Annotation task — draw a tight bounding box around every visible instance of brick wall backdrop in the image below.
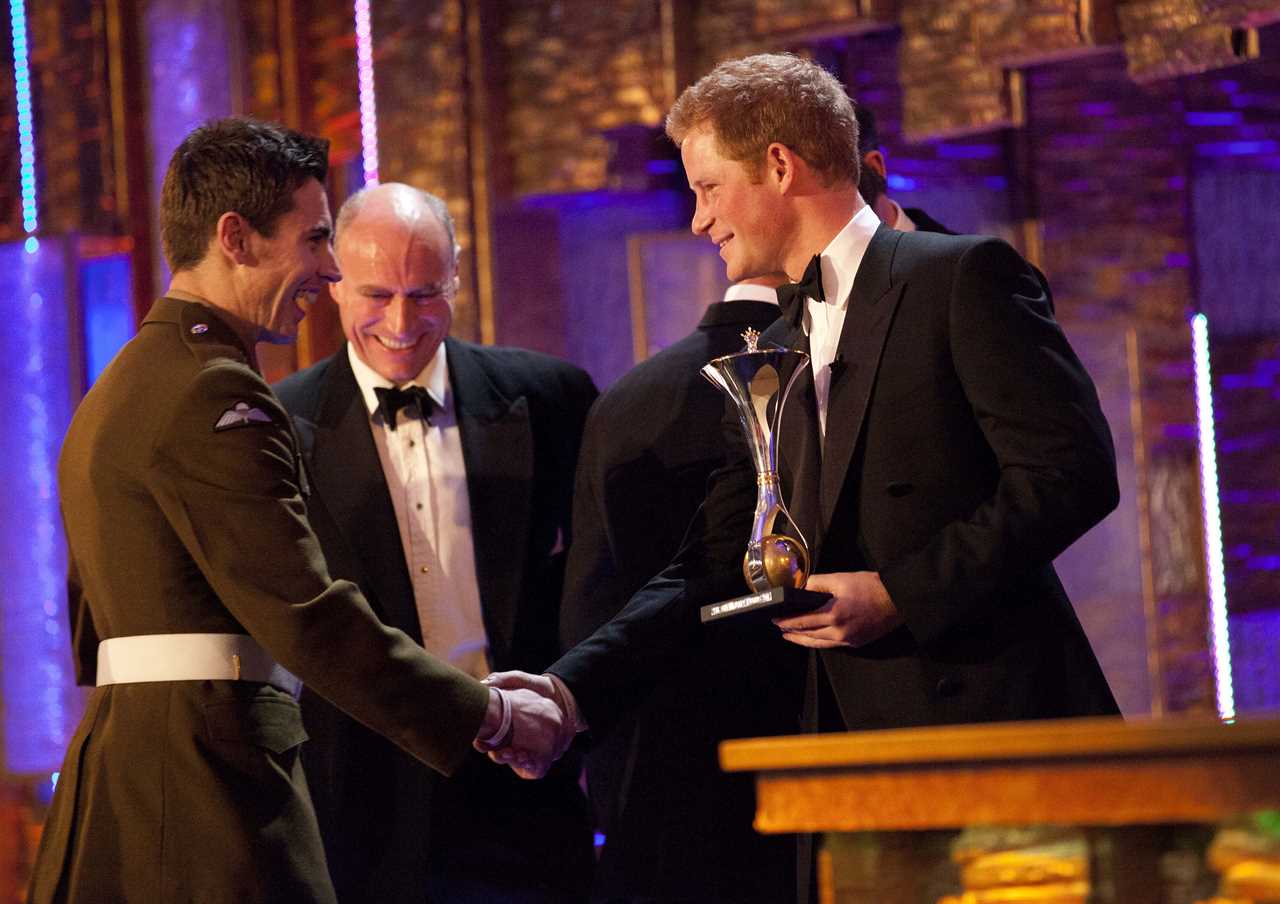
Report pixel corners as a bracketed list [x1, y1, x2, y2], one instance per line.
[239, 0, 362, 373]
[502, 1, 668, 197]
[838, 31, 1017, 237]
[30, 0, 120, 237]
[371, 0, 478, 339]
[1023, 52, 1212, 712]
[1185, 29, 1280, 713]
[1186, 38, 1280, 664]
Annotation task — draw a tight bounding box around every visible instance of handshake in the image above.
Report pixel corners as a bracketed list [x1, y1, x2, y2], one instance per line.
[472, 671, 584, 780]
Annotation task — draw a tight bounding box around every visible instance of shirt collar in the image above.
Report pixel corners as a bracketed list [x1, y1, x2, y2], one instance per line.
[347, 341, 451, 422]
[722, 283, 781, 304]
[816, 203, 881, 310]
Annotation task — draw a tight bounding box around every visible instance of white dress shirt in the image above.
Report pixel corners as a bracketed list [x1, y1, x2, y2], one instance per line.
[801, 203, 881, 437]
[347, 343, 491, 680]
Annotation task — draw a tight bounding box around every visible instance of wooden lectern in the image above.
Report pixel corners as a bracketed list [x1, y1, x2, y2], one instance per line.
[721, 717, 1280, 903]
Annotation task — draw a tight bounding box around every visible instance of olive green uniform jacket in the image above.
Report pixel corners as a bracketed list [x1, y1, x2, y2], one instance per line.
[29, 298, 490, 904]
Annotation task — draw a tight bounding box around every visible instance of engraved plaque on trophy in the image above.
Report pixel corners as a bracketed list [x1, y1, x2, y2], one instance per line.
[698, 328, 830, 623]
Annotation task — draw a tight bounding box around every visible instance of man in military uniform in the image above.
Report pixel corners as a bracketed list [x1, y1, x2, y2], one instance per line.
[29, 117, 564, 904]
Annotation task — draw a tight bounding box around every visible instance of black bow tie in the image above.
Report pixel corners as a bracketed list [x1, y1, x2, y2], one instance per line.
[775, 254, 825, 326]
[374, 385, 436, 431]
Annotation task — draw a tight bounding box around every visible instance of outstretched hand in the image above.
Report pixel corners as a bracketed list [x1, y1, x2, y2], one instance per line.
[773, 571, 902, 648]
[475, 671, 578, 779]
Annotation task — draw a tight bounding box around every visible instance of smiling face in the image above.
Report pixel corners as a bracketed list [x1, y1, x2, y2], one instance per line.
[682, 126, 790, 282]
[244, 178, 341, 343]
[332, 202, 458, 384]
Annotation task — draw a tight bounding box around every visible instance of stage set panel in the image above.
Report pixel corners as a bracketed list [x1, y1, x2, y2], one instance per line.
[723, 717, 1280, 903]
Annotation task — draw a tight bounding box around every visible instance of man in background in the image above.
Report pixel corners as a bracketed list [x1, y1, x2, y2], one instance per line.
[560, 274, 798, 903]
[854, 104, 955, 235]
[275, 182, 596, 903]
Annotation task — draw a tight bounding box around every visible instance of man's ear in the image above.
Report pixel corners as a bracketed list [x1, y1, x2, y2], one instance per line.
[215, 211, 255, 265]
[862, 149, 887, 180]
[766, 142, 798, 194]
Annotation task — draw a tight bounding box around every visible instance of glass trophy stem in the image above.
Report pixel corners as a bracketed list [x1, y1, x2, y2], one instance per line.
[703, 341, 814, 593]
[744, 472, 809, 592]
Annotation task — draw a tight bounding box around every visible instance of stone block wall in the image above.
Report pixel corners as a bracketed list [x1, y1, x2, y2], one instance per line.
[501, 0, 668, 197]
[839, 31, 1016, 237]
[239, 0, 362, 373]
[1025, 52, 1210, 711]
[371, 0, 478, 338]
[1215, 334, 1280, 615]
[28, 0, 121, 237]
[304, 0, 362, 171]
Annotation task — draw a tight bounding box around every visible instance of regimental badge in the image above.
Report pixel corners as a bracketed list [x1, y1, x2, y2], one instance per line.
[213, 401, 273, 431]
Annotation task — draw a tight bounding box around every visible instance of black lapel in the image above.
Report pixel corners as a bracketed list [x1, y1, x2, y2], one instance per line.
[302, 349, 422, 641]
[447, 339, 533, 663]
[819, 225, 907, 533]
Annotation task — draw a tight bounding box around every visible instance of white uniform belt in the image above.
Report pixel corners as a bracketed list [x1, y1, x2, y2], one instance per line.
[96, 633, 302, 697]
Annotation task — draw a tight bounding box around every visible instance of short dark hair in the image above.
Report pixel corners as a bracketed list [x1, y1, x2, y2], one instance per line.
[160, 117, 329, 272]
[854, 104, 880, 152]
[666, 53, 860, 188]
[853, 104, 886, 206]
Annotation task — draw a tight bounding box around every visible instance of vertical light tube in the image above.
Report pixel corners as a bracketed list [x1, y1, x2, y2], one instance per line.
[10, 0, 39, 251]
[1, 239, 79, 775]
[1191, 312, 1234, 721]
[354, 0, 379, 185]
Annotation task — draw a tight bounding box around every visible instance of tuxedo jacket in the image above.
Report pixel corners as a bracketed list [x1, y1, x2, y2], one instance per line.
[561, 300, 799, 902]
[274, 337, 597, 902]
[551, 226, 1119, 741]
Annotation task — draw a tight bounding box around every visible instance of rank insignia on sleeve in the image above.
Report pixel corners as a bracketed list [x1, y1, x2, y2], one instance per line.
[214, 401, 273, 431]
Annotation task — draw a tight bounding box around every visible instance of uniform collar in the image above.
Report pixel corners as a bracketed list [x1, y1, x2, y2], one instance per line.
[144, 296, 255, 366]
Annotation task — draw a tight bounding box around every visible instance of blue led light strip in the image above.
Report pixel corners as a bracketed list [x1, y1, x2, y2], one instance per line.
[353, 0, 379, 185]
[10, 0, 38, 246]
[1191, 313, 1234, 721]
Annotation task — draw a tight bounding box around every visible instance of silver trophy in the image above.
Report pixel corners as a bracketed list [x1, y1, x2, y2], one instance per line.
[701, 328, 813, 597]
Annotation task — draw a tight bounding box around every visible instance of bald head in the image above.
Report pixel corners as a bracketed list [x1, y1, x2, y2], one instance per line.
[331, 183, 460, 383]
[335, 182, 459, 262]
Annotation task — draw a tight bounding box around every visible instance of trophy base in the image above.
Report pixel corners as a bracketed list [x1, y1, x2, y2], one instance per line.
[699, 586, 831, 625]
